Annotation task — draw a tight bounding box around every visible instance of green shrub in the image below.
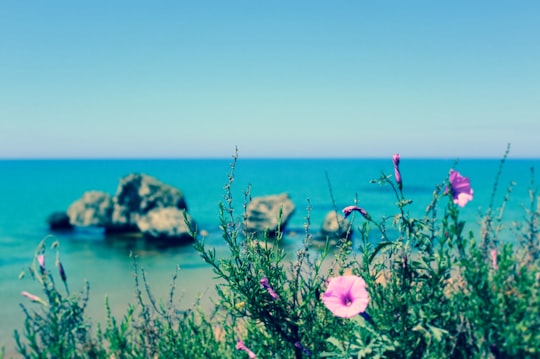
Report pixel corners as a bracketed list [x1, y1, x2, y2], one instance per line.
[13, 147, 540, 358]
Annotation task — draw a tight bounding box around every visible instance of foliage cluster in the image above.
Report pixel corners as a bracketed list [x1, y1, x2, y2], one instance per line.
[6, 148, 540, 358]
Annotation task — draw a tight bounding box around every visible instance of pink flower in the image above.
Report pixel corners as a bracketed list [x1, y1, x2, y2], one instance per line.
[260, 277, 279, 300]
[236, 340, 256, 358]
[342, 206, 370, 220]
[37, 254, 45, 274]
[393, 153, 403, 190]
[322, 275, 369, 318]
[21, 291, 46, 305]
[449, 170, 474, 207]
[491, 249, 498, 270]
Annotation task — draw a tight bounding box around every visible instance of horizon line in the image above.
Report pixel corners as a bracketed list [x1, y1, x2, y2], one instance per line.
[1, 156, 538, 161]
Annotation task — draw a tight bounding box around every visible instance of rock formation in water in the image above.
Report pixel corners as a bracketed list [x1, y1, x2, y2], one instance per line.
[55, 173, 194, 245]
[243, 193, 295, 238]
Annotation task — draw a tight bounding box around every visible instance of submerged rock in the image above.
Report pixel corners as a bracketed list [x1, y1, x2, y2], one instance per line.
[244, 193, 295, 238]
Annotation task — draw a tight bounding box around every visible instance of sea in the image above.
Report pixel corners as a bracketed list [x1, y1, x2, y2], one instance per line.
[1, 157, 539, 355]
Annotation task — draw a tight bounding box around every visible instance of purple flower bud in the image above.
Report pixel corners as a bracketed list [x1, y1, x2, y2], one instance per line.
[260, 277, 279, 300]
[236, 340, 256, 358]
[58, 260, 67, 282]
[342, 206, 370, 220]
[392, 153, 403, 190]
[294, 342, 312, 356]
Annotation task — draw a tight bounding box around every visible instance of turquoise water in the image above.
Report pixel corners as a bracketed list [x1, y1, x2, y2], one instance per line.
[1, 158, 538, 354]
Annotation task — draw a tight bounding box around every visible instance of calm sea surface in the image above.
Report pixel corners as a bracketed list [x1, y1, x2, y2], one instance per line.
[1, 158, 539, 353]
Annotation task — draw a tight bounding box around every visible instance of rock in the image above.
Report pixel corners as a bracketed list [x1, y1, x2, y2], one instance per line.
[317, 210, 352, 241]
[107, 173, 187, 233]
[47, 211, 73, 230]
[61, 173, 195, 244]
[244, 193, 295, 238]
[136, 207, 196, 244]
[67, 191, 113, 227]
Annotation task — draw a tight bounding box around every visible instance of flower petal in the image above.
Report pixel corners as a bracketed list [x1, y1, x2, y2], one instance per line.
[349, 277, 369, 310]
[322, 275, 369, 318]
[449, 170, 473, 207]
[454, 192, 474, 207]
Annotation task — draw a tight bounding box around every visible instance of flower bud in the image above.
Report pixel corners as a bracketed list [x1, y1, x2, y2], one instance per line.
[37, 254, 45, 274]
[393, 153, 403, 190]
[236, 340, 256, 358]
[21, 291, 47, 305]
[57, 260, 67, 282]
[342, 206, 371, 220]
[294, 342, 312, 356]
[260, 277, 279, 300]
[490, 249, 498, 271]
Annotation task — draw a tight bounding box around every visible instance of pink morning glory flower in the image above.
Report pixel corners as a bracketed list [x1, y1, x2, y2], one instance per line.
[342, 206, 370, 220]
[260, 277, 279, 300]
[322, 275, 369, 318]
[236, 340, 256, 358]
[393, 153, 403, 190]
[449, 170, 474, 207]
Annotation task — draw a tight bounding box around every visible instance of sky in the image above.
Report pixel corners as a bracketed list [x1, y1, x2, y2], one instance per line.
[1, 1, 539, 159]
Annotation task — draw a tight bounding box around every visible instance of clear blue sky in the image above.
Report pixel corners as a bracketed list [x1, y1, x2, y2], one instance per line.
[1, 1, 539, 159]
